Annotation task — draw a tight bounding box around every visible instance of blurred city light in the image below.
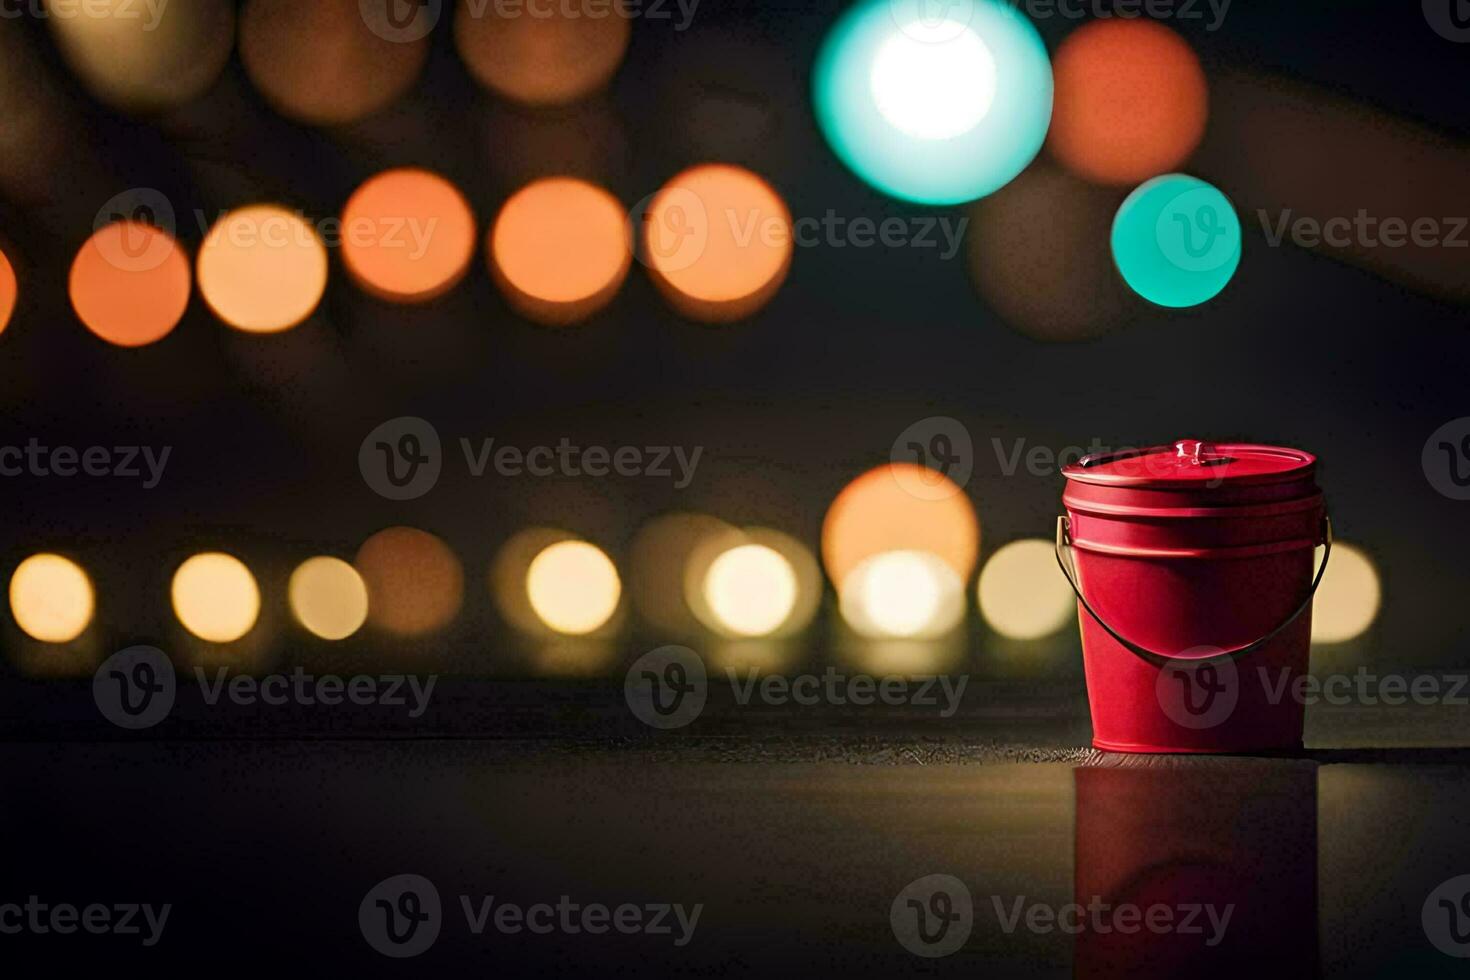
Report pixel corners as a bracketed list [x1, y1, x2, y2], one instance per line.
[643, 163, 792, 322]
[454, 0, 630, 107]
[1312, 542, 1382, 644]
[525, 539, 622, 636]
[978, 539, 1075, 640]
[821, 462, 979, 591]
[839, 550, 965, 639]
[813, 0, 1052, 204]
[0, 248, 16, 335]
[46, 0, 234, 112]
[1048, 19, 1208, 186]
[171, 552, 261, 643]
[341, 169, 477, 304]
[69, 222, 191, 347]
[9, 553, 94, 643]
[700, 543, 799, 639]
[968, 163, 1136, 341]
[356, 527, 465, 637]
[239, 0, 428, 125]
[491, 177, 632, 325]
[288, 556, 370, 641]
[198, 206, 328, 333]
[1112, 174, 1241, 308]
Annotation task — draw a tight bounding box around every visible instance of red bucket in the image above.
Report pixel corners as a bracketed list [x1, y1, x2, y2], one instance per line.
[1058, 440, 1331, 753]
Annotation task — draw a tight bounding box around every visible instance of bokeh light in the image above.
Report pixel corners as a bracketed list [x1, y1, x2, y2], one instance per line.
[288, 556, 369, 641]
[491, 177, 631, 325]
[627, 513, 737, 636]
[1112, 174, 1241, 308]
[0, 248, 16, 336]
[643, 163, 792, 322]
[822, 463, 980, 590]
[171, 553, 261, 643]
[701, 543, 799, 639]
[341, 168, 477, 304]
[198, 205, 328, 333]
[46, 0, 235, 112]
[839, 550, 965, 639]
[454, 0, 630, 107]
[69, 222, 191, 347]
[813, 0, 1053, 204]
[1048, 19, 1208, 186]
[525, 540, 621, 636]
[978, 539, 1075, 640]
[356, 527, 464, 637]
[239, 0, 429, 125]
[1312, 543, 1381, 644]
[968, 163, 1136, 341]
[9, 554, 94, 643]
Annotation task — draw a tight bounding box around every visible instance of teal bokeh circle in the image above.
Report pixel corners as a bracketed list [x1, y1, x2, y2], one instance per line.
[813, 0, 1054, 206]
[1111, 174, 1242, 308]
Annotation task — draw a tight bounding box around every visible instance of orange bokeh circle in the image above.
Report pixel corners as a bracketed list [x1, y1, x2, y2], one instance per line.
[821, 463, 980, 590]
[642, 163, 793, 323]
[69, 222, 191, 347]
[490, 177, 631, 325]
[342, 168, 477, 304]
[0, 249, 16, 336]
[454, 0, 630, 107]
[1048, 19, 1208, 186]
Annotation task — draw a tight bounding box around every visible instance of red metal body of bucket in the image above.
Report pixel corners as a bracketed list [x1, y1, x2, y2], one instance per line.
[1060, 441, 1328, 753]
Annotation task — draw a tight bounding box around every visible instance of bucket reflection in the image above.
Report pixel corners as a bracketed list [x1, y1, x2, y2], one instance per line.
[1073, 761, 1317, 978]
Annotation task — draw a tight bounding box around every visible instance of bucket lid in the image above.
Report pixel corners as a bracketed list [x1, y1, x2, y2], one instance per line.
[1062, 440, 1316, 488]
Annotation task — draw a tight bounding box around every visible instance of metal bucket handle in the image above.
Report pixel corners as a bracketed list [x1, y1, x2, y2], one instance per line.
[1055, 514, 1332, 667]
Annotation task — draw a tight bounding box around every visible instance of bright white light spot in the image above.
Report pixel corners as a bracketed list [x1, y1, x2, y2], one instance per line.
[526, 540, 621, 636]
[840, 550, 965, 639]
[870, 22, 997, 140]
[702, 544, 799, 638]
[979, 539, 1075, 640]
